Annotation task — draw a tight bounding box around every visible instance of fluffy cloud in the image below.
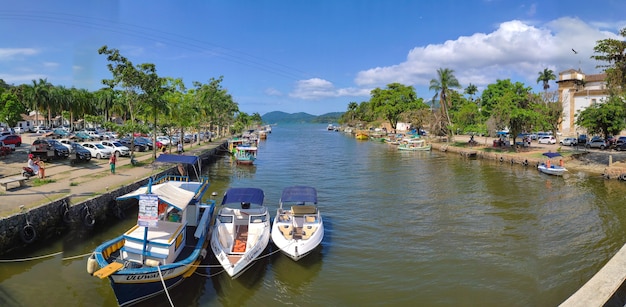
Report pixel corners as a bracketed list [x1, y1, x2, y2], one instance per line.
[355, 18, 619, 90]
[290, 78, 370, 100]
[0, 48, 38, 60]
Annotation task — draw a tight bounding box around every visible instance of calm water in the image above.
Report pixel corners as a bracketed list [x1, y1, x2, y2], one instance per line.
[2, 123, 626, 306]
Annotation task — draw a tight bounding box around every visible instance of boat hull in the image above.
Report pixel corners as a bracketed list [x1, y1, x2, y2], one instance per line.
[271, 220, 324, 261]
[538, 164, 567, 176]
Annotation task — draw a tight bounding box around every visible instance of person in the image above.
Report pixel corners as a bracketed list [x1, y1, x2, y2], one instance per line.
[36, 157, 45, 179]
[177, 142, 183, 154]
[109, 154, 116, 174]
[27, 154, 39, 176]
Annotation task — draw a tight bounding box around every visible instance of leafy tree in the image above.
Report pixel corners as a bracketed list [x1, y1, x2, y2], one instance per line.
[575, 96, 626, 138]
[369, 83, 419, 132]
[464, 83, 478, 101]
[536, 68, 556, 92]
[0, 92, 26, 127]
[591, 27, 626, 94]
[429, 68, 461, 137]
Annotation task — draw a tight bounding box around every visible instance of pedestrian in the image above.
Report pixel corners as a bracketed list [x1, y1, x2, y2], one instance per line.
[109, 154, 116, 174]
[36, 157, 45, 179]
[177, 142, 183, 154]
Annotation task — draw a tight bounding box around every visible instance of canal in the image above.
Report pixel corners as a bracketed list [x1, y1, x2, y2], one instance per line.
[2, 123, 626, 306]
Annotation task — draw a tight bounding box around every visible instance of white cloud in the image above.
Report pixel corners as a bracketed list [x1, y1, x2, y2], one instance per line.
[44, 62, 60, 68]
[0, 48, 38, 60]
[264, 87, 282, 96]
[0, 73, 47, 84]
[355, 18, 620, 92]
[290, 78, 370, 100]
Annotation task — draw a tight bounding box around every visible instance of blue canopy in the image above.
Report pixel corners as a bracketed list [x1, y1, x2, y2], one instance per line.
[221, 187, 265, 205]
[281, 186, 317, 204]
[542, 152, 562, 158]
[155, 154, 199, 165]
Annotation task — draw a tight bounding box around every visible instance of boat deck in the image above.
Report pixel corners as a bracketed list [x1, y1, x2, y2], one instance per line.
[228, 225, 248, 264]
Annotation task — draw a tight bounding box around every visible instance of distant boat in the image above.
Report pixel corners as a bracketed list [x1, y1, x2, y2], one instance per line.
[210, 187, 271, 278]
[397, 139, 431, 151]
[234, 146, 257, 165]
[271, 186, 324, 261]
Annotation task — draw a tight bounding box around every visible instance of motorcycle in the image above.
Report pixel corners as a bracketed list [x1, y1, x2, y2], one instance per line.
[22, 166, 36, 179]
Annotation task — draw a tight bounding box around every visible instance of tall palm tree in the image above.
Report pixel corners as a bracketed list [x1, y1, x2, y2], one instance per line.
[28, 78, 50, 127]
[464, 83, 478, 101]
[429, 68, 461, 136]
[537, 68, 556, 92]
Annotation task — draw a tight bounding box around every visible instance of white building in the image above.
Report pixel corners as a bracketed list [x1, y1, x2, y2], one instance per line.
[557, 69, 609, 136]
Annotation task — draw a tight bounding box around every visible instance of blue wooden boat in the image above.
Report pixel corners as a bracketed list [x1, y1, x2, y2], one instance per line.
[87, 154, 215, 306]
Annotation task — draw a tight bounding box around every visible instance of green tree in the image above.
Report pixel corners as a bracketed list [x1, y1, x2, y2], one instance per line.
[464, 83, 478, 101]
[0, 92, 26, 127]
[369, 83, 418, 132]
[575, 96, 626, 138]
[429, 68, 461, 137]
[591, 27, 626, 94]
[536, 68, 556, 92]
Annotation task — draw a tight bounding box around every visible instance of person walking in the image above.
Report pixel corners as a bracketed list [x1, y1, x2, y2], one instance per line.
[109, 154, 117, 174]
[177, 142, 183, 154]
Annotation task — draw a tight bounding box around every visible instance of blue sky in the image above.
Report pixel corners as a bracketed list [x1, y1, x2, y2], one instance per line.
[1, 1, 625, 116]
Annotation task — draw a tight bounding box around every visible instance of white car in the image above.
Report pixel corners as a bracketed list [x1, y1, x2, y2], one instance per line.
[58, 138, 74, 150]
[156, 136, 171, 146]
[81, 142, 112, 159]
[538, 136, 557, 144]
[100, 140, 130, 157]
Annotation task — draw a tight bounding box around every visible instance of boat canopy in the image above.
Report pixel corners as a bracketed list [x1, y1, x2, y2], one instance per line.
[542, 152, 562, 158]
[117, 181, 200, 211]
[155, 154, 199, 165]
[221, 187, 265, 205]
[281, 186, 317, 204]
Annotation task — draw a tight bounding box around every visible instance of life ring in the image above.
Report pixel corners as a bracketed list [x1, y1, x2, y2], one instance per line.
[20, 224, 37, 244]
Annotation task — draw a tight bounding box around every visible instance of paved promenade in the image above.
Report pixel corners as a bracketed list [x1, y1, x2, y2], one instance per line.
[0, 137, 224, 217]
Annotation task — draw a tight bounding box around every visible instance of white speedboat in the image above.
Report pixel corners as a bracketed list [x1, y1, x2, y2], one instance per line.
[210, 187, 270, 278]
[271, 186, 324, 261]
[87, 154, 215, 306]
[538, 152, 567, 176]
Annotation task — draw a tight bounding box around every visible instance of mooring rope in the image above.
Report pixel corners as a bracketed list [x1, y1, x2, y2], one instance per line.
[157, 266, 175, 307]
[0, 251, 63, 262]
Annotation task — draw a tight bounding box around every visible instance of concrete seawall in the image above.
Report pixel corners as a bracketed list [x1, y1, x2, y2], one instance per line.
[0, 141, 228, 256]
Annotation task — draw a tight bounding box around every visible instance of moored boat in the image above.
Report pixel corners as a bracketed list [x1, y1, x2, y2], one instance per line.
[87, 154, 215, 306]
[234, 146, 257, 165]
[210, 187, 271, 278]
[271, 186, 324, 261]
[538, 152, 567, 176]
[397, 139, 431, 151]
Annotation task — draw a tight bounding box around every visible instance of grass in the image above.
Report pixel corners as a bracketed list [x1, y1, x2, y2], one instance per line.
[30, 178, 56, 186]
[70, 181, 79, 186]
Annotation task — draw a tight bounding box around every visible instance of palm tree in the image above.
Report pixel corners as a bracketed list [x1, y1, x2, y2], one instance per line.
[28, 78, 50, 127]
[429, 68, 461, 137]
[464, 83, 478, 101]
[537, 68, 556, 92]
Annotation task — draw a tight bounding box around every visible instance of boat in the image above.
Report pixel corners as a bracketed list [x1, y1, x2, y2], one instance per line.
[355, 131, 369, 140]
[271, 186, 324, 261]
[327, 124, 334, 131]
[397, 139, 432, 151]
[210, 187, 271, 278]
[87, 154, 215, 306]
[538, 152, 567, 176]
[234, 145, 257, 165]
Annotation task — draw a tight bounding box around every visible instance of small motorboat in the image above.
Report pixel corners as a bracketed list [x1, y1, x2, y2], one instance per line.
[210, 187, 271, 278]
[538, 152, 567, 176]
[271, 186, 324, 261]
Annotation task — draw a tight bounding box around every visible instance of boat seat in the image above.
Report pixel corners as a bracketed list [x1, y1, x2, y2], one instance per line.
[301, 225, 317, 240]
[279, 224, 293, 239]
[305, 216, 317, 223]
[291, 205, 316, 215]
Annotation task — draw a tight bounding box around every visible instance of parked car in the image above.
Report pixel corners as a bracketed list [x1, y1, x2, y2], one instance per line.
[615, 136, 626, 148]
[13, 127, 24, 134]
[119, 137, 148, 152]
[81, 142, 112, 159]
[68, 142, 92, 163]
[156, 136, 171, 147]
[100, 140, 130, 157]
[0, 134, 22, 147]
[135, 136, 155, 150]
[586, 136, 607, 150]
[52, 128, 70, 139]
[30, 138, 70, 161]
[577, 134, 588, 145]
[559, 137, 577, 146]
[538, 135, 556, 144]
[34, 125, 47, 133]
[72, 131, 93, 141]
[0, 141, 12, 156]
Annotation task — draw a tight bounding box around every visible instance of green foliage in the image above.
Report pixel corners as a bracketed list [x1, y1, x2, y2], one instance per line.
[536, 68, 556, 91]
[591, 27, 626, 93]
[370, 83, 419, 130]
[575, 96, 626, 138]
[0, 92, 26, 126]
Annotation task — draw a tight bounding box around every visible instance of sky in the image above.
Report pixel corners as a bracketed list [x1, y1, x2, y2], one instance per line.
[1, 1, 625, 116]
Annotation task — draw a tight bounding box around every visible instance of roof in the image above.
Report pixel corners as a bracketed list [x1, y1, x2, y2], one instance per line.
[116, 181, 203, 210]
[155, 154, 199, 165]
[221, 187, 265, 205]
[543, 152, 562, 158]
[281, 186, 317, 204]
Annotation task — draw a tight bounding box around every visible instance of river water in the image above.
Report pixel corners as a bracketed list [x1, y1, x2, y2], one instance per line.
[2, 123, 626, 306]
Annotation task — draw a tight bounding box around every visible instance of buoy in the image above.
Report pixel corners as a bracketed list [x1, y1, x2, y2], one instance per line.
[20, 224, 36, 244]
[87, 254, 98, 275]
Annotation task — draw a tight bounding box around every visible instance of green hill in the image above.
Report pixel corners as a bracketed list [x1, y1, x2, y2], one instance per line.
[262, 111, 343, 123]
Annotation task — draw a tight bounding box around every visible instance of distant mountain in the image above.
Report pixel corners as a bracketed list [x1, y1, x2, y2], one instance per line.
[262, 111, 343, 123]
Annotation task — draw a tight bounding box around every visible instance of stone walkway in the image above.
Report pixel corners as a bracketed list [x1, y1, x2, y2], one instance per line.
[0, 139, 225, 217]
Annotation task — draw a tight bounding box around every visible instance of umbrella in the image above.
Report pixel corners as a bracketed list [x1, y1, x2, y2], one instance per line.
[542, 152, 562, 158]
